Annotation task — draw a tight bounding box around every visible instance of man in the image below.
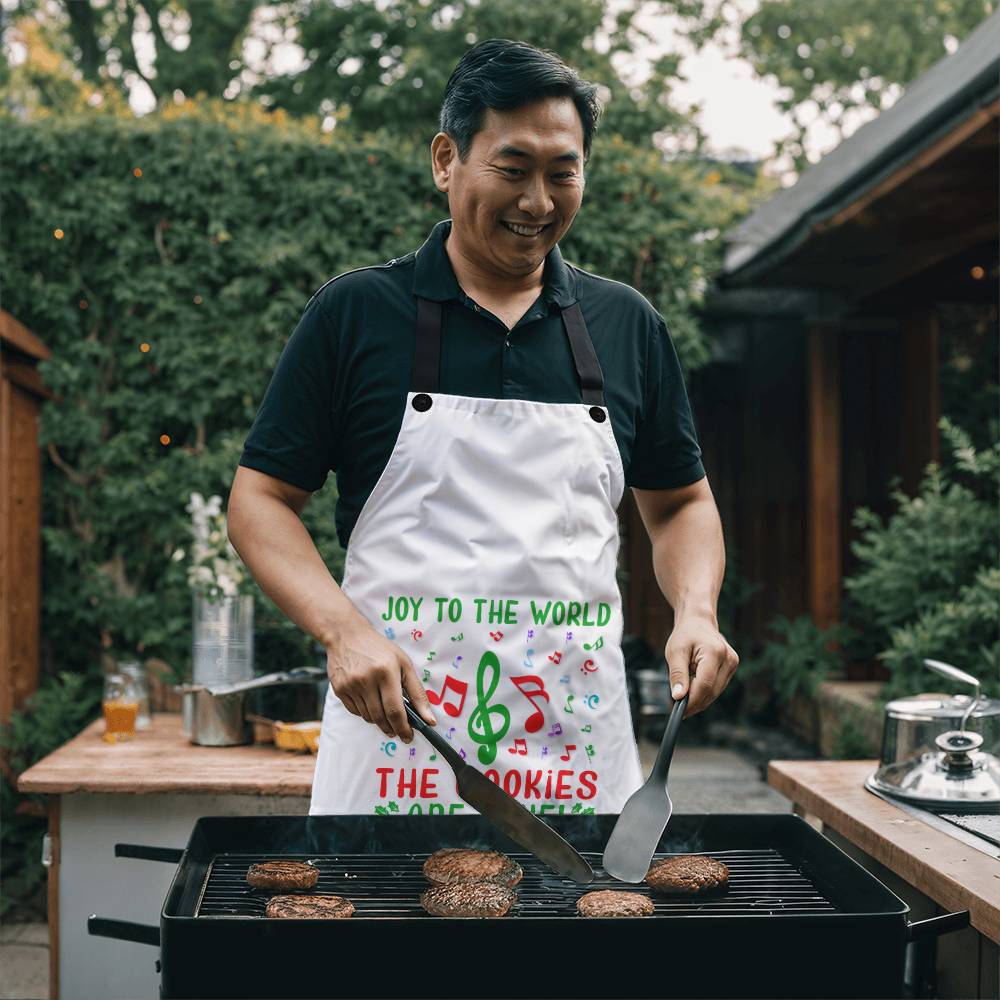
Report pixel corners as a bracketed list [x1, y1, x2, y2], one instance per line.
[228, 39, 738, 816]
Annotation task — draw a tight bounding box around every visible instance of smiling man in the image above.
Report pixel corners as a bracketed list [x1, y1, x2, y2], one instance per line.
[229, 39, 738, 817]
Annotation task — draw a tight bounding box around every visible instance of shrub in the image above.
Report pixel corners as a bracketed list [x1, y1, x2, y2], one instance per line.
[740, 615, 855, 708]
[847, 419, 999, 698]
[2, 99, 742, 690]
[1, 673, 101, 917]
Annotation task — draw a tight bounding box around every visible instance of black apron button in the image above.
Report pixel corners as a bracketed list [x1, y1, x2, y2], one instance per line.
[589, 406, 606, 423]
[412, 393, 433, 412]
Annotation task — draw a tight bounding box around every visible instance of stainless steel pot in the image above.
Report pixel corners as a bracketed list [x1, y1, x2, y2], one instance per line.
[866, 659, 1000, 810]
[177, 667, 326, 747]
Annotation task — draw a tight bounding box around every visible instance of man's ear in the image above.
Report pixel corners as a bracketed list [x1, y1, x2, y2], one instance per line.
[430, 132, 455, 192]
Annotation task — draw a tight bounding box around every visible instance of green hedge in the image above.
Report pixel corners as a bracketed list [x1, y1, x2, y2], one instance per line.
[2, 98, 739, 685]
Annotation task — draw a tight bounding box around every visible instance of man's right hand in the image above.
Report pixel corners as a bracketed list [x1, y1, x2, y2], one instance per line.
[325, 621, 437, 742]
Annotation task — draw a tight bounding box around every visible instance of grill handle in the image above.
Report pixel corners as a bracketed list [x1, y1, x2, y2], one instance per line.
[907, 910, 970, 942]
[115, 843, 184, 863]
[88, 915, 160, 947]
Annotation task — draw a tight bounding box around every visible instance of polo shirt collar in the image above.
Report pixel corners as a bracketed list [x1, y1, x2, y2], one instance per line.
[413, 218, 578, 309]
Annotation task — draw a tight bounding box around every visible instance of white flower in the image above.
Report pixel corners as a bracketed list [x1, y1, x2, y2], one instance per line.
[171, 548, 185, 562]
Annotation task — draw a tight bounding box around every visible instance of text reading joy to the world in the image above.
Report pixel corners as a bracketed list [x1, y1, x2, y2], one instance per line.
[381, 596, 612, 627]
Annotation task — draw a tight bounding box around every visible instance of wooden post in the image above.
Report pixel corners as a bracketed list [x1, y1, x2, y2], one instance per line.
[0, 310, 52, 723]
[899, 308, 940, 496]
[807, 325, 841, 628]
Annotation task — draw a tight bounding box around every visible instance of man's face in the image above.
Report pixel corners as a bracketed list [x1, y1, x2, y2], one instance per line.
[431, 97, 586, 280]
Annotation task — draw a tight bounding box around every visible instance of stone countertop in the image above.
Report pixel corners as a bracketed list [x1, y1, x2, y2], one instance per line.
[17, 713, 316, 796]
[769, 758, 1000, 944]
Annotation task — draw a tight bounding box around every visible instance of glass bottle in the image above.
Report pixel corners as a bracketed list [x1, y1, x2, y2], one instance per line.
[118, 660, 151, 730]
[102, 673, 139, 743]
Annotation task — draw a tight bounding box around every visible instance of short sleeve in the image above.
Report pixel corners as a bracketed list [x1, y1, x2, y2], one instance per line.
[627, 315, 705, 489]
[238, 296, 340, 492]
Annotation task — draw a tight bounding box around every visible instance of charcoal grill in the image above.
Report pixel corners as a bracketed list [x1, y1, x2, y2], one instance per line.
[89, 813, 968, 999]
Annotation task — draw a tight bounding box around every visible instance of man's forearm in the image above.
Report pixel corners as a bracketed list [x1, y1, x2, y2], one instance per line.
[227, 494, 366, 648]
[647, 496, 725, 624]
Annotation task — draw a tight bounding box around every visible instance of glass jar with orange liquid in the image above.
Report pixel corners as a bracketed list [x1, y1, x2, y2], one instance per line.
[102, 673, 139, 743]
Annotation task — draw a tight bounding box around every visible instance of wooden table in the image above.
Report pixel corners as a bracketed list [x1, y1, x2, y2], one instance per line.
[18, 713, 316, 1000]
[18, 712, 317, 795]
[769, 759, 1000, 999]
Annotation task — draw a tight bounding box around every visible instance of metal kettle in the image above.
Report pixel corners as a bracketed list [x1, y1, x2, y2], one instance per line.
[866, 659, 1000, 810]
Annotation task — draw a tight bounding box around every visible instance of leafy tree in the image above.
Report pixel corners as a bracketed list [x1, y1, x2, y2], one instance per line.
[1, 95, 744, 680]
[2, 0, 267, 106]
[2, 0, 702, 152]
[255, 0, 698, 152]
[673, 0, 996, 172]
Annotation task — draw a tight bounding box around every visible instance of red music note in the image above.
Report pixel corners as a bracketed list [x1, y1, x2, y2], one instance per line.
[509, 675, 550, 733]
[560, 744, 577, 762]
[507, 737, 528, 756]
[489, 631, 504, 642]
[425, 674, 468, 718]
[548, 651, 562, 665]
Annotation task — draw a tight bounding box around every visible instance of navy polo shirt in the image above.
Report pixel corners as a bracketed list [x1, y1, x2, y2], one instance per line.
[239, 219, 705, 549]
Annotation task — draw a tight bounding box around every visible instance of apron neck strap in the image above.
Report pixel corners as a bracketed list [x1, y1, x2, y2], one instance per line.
[411, 297, 607, 407]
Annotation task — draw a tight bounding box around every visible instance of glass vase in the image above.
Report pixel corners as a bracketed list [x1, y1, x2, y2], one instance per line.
[191, 593, 254, 687]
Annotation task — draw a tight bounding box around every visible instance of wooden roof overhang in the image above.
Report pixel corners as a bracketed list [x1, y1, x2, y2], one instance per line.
[716, 10, 1000, 309]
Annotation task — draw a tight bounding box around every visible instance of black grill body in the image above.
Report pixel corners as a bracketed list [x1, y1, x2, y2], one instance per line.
[142, 813, 911, 999]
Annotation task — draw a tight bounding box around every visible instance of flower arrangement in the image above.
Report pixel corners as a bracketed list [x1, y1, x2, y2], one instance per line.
[172, 492, 251, 602]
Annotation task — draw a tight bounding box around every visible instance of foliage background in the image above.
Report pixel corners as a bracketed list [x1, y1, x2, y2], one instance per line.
[1, 0, 997, 917]
[2, 98, 747, 690]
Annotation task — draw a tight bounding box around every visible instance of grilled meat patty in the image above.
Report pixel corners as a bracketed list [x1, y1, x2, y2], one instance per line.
[422, 848, 523, 888]
[576, 890, 655, 917]
[645, 855, 729, 894]
[420, 881, 517, 918]
[265, 894, 354, 919]
[246, 860, 319, 891]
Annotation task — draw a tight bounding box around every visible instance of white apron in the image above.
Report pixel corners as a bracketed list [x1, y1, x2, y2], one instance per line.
[310, 293, 644, 815]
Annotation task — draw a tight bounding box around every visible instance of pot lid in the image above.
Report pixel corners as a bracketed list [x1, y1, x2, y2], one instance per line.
[885, 692, 1000, 721]
[869, 741, 1000, 809]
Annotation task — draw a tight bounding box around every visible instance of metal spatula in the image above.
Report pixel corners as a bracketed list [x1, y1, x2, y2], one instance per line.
[602, 692, 688, 882]
[403, 700, 594, 884]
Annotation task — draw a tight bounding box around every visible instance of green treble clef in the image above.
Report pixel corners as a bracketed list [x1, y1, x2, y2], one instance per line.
[467, 651, 510, 766]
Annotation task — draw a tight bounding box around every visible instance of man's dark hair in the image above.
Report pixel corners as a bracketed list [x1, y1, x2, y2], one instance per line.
[439, 39, 602, 163]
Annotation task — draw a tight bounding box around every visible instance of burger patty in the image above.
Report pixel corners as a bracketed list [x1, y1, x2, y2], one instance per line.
[420, 882, 517, 918]
[576, 890, 655, 917]
[246, 860, 319, 891]
[645, 854, 729, 894]
[422, 848, 523, 888]
[265, 895, 354, 919]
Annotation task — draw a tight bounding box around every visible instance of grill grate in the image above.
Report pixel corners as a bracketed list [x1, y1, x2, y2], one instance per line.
[195, 848, 839, 919]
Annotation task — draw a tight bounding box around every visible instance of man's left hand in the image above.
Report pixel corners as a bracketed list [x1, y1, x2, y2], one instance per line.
[664, 615, 739, 719]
